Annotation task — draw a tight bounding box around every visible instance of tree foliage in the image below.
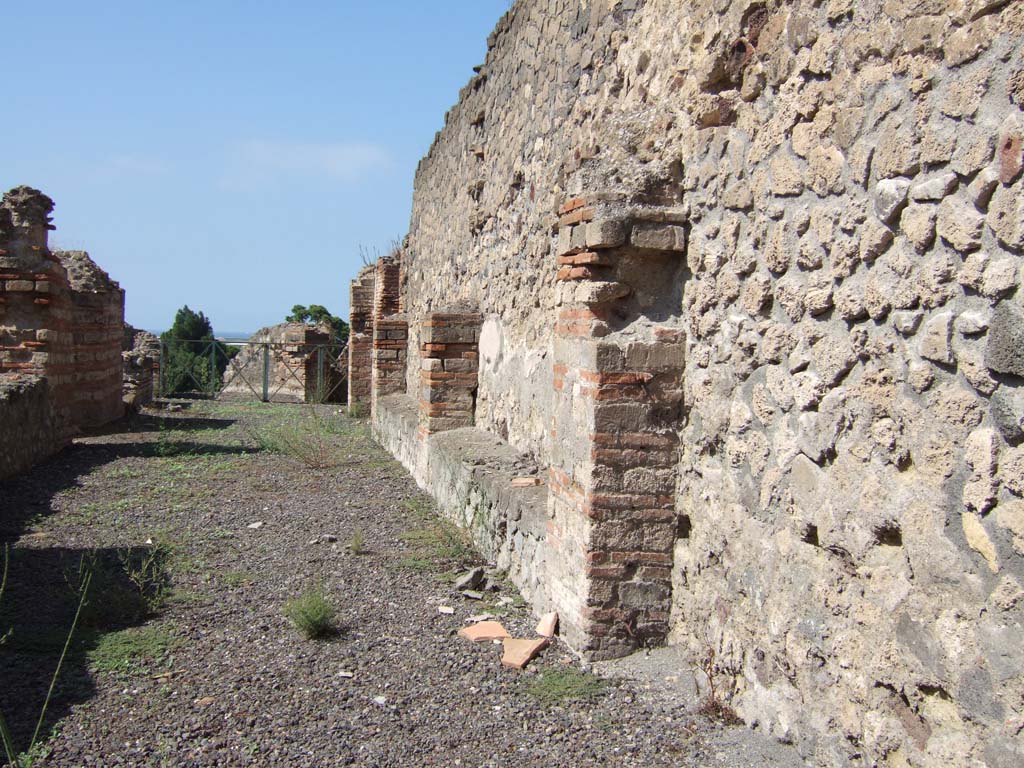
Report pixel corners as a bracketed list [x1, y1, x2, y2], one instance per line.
[286, 304, 349, 343]
[159, 305, 232, 395]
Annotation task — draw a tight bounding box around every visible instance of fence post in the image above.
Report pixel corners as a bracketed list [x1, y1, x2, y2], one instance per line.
[208, 342, 217, 396]
[317, 345, 325, 403]
[159, 340, 166, 397]
[262, 344, 270, 402]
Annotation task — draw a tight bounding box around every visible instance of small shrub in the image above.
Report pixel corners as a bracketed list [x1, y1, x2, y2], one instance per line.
[71, 541, 173, 628]
[696, 696, 743, 725]
[348, 530, 365, 555]
[283, 586, 337, 639]
[526, 669, 608, 705]
[244, 407, 343, 469]
[694, 639, 742, 725]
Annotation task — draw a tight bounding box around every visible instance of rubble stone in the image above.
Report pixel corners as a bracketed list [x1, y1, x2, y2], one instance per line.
[346, 4, 1024, 766]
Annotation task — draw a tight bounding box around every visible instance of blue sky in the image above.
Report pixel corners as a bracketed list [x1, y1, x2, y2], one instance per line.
[4, 1, 509, 334]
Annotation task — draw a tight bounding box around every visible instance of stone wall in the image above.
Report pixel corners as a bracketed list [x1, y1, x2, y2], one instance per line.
[219, 323, 344, 403]
[0, 187, 76, 432]
[0, 375, 60, 480]
[0, 186, 126, 476]
[57, 250, 125, 427]
[348, 265, 376, 410]
[352, 1, 1024, 765]
[123, 325, 159, 410]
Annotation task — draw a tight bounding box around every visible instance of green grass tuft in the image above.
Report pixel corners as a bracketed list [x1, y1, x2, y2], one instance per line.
[348, 529, 365, 555]
[88, 625, 180, 675]
[526, 669, 609, 705]
[397, 498, 478, 573]
[283, 586, 338, 639]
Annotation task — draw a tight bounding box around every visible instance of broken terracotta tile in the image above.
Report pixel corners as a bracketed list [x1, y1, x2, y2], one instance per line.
[511, 476, 543, 487]
[458, 620, 510, 642]
[535, 611, 559, 638]
[501, 637, 550, 670]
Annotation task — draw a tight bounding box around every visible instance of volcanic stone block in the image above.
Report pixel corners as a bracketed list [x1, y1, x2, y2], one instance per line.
[986, 303, 1024, 377]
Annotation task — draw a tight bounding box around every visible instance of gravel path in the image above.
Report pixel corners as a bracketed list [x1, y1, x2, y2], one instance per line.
[0, 402, 804, 767]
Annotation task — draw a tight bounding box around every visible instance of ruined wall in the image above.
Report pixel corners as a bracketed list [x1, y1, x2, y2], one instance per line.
[0, 187, 126, 476]
[123, 325, 159, 409]
[57, 250, 125, 427]
[219, 323, 343, 403]
[348, 265, 376, 410]
[0, 375, 60, 480]
[0, 187, 76, 431]
[365, 1, 1024, 765]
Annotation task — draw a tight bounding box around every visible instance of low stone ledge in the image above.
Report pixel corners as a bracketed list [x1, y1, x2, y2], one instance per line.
[427, 428, 548, 606]
[372, 392, 552, 619]
[374, 393, 420, 476]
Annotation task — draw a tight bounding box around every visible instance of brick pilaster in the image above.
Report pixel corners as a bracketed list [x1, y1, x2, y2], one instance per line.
[547, 193, 687, 659]
[372, 316, 408, 407]
[418, 312, 481, 437]
[347, 265, 376, 409]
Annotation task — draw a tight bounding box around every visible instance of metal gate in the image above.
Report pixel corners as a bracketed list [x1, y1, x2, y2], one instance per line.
[157, 338, 348, 403]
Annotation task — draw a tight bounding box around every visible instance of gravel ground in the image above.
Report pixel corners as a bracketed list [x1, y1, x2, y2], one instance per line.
[0, 402, 805, 767]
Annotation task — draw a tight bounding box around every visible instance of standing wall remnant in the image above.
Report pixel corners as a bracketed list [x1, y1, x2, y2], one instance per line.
[347, 265, 376, 410]
[418, 311, 481, 437]
[0, 187, 75, 431]
[370, 256, 406, 414]
[350, 1, 1024, 765]
[122, 325, 159, 410]
[219, 323, 343, 403]
[56, 250, 126, 428]
[0, 186, 126, 479]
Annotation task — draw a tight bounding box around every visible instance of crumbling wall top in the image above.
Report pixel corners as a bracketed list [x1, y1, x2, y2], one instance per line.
[56, 250, 122, 294]
[1, 186, 55, 230]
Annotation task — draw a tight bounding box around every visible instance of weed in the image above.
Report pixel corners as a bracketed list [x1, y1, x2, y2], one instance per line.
[222, 570, 254, 588]
[398, 498, 479, 573]
[88, 625, 180, 674]
[105, 466, 141, 481]
[1, 544, 92, 767]
[153, 423, 196, 458]
[347, 402, 367, 418]
[693, 636, 742, 725]
[68, 540, 174, 628]
[244, 406, 348, 469]
[526, 669, 609, 705]
[120, 539, 174, 613]
[283, 586, 338, 640]
[348, 530, 365, 555]
[64, 502, 102, 525]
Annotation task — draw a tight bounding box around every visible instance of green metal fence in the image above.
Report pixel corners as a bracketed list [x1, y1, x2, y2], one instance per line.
[157, 338, 348, 403]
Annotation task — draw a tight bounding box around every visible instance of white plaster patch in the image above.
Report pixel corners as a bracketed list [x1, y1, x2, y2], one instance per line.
[480, 316, 503, 373]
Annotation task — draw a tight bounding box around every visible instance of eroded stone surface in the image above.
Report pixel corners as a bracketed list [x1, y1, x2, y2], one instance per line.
[349, 3, 1024, 766]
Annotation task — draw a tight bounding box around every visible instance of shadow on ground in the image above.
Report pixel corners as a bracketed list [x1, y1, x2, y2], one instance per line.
[0, 411, 248, 543]
[0, 544, 168, 754]
[0, 408, 239, 755]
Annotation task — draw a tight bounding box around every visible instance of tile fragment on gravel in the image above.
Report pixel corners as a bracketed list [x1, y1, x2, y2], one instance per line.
[458, 621, 510, 642]
[501, 637, 550, 669]
[536, 611, 558, 637]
